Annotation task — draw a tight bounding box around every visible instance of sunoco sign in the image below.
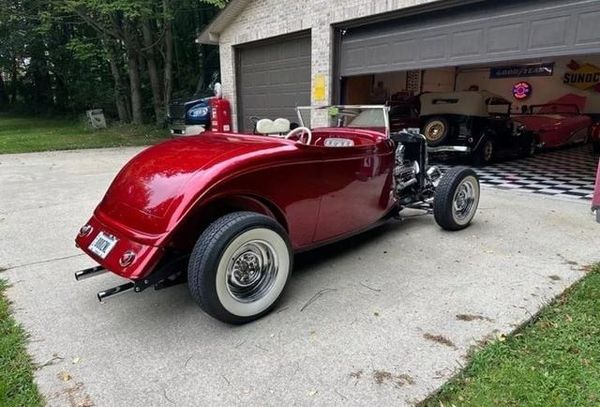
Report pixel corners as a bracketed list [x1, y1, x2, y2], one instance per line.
[563, 60, 600, 92]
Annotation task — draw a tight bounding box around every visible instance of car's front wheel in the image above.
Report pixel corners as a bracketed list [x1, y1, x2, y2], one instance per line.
[433, 167, 480, 231]
[188, 212, 292, 324]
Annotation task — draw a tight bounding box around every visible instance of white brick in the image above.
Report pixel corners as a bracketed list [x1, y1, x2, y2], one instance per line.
[218, 0, 444, 129]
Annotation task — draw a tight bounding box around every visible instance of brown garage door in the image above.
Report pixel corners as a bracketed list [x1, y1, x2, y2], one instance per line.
[236, 33, 311, 132]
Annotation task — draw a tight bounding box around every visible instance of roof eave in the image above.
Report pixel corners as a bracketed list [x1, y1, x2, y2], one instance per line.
[197, 0, 250, 45]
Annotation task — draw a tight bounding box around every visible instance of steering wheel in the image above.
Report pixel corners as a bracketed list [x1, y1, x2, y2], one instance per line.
[285, 126, 312, 145]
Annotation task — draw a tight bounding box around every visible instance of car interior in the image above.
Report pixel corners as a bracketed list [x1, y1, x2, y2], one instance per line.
[252, 116, 383, 147]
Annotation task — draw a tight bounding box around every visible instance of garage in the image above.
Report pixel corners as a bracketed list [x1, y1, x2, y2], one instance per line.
[198, 0, 599, 200]
[335, 0, 600, 199]
[236, 32, 311, 131]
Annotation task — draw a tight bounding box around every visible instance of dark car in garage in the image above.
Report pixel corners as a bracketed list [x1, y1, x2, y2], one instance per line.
[420, 91, 536, 165]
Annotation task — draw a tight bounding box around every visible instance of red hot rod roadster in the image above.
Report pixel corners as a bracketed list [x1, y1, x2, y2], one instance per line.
[75, 105, 480, 323]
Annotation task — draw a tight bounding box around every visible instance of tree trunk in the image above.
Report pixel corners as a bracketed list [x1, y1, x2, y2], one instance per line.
[10, 59, 18, 104]
[194, 44, 205, 95]
[163, 0, 174, 113]
[105, 38, 130, 122]
[123, 18, 143, 124]
[0, 72, 8, 106]
[127, 46, 143, 124]
[142, 19, 163, 125]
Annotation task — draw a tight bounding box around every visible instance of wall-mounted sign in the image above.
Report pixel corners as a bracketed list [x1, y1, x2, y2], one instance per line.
[512, 81, 532, 100]
[563, 60, 600, 92]
[313, 74, 327, 102]
[490, 63, 554, 79]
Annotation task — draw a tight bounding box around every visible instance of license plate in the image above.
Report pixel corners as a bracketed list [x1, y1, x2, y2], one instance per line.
[88, 232, 118, 259]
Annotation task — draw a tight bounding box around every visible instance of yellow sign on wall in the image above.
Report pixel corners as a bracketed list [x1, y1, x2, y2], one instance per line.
[313, 74, 327, 102]
[563, 60, 600, 92]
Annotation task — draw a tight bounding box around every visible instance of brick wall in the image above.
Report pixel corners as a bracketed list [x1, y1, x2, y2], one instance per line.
[218, 0, 443, 130]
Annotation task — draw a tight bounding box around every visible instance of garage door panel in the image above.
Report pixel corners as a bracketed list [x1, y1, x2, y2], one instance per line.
[487, 23, 523, 53]
[340, 0, 600, 76]
[237, 34, 310, 131]
[577, 11, 600, 44]
[452, 29, 484, 57]
[421, 35, 447, 61]
[529, 16, 570, 49]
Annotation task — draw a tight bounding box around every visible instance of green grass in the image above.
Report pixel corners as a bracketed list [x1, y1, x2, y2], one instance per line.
[422, 264, 600, 407]
[0, 113, 169, 154]
[0, 279, 43, 407]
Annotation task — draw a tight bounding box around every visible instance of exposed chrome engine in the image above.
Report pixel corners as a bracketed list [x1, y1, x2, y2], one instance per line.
[392, 131, 443, 205]
[393, 144, 419, 194]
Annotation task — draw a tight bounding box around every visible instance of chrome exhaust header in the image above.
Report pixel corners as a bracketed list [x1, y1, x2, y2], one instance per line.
[97, 282, 135, 302]
[74, 266, 107, 281]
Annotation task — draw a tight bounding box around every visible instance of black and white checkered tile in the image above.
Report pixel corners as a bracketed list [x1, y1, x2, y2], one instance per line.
[437, 144, 598, 201]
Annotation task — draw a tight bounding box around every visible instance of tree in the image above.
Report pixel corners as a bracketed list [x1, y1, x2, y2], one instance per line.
[0, 0, 224, 124]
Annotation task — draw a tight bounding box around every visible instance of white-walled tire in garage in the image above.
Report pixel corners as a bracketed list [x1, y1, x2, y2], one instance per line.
[422, 116, 451, 146]
[188, 212, 292, 324]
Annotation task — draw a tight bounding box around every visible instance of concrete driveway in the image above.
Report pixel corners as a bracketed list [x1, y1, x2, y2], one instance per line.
[0, 148, 598, 406]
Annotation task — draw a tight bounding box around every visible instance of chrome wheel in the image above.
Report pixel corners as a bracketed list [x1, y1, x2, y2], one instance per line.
[214, 226, 290, 318]
[226, 240, 278, 303]
[424, 120, 446, 143]
[452, 176, 479, 225]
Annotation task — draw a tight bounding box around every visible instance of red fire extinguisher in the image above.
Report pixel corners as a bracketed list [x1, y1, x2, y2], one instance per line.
[208, 83, 231, 132]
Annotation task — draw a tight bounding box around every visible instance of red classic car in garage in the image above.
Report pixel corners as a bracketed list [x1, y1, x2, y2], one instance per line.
[513, 103, 592, 149]
[74, 105, 481, 323]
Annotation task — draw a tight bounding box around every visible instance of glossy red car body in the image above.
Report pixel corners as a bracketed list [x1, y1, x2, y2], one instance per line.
[513, 104, 592, 148]
[75, 128, 395, 280]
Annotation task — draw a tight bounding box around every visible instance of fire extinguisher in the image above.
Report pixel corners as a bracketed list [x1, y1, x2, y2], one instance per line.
[208, 83, 232, 132]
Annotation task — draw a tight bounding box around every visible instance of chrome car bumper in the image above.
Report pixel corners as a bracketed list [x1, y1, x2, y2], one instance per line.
[428, 145, 470, 153]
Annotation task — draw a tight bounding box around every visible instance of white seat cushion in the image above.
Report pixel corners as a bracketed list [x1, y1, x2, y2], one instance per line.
[256, 119, 275, 134]
[272, 118, 291, 133]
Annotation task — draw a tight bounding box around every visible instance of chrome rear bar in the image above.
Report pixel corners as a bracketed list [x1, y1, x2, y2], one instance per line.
[74, 266, 107, 281]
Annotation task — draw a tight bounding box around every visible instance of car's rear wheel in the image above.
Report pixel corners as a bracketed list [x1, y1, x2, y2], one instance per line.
[473, 137, 494, 166]
[520, 135, 536, 158]
[188, 212, 292, 324]
[434, 167, 480, 231]
[422, 117, 450, 146]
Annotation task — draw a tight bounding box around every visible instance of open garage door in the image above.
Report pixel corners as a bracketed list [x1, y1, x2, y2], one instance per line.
[236, 33, 311, 131]
[339, 0, 600, 76]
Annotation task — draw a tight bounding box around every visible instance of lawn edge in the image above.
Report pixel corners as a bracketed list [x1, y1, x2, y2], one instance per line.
[0, 279, 44, 406]
[416, 263, 597, 407]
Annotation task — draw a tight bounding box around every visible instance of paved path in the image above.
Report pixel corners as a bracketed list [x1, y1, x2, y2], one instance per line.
[0, 148, 598, 406]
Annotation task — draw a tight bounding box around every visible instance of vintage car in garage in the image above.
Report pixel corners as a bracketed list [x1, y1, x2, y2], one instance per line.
[512, 103, 592, 149]
[388, 95, 421, 133]
[74, 105, 481, 324]
[420, 91, 536, 165]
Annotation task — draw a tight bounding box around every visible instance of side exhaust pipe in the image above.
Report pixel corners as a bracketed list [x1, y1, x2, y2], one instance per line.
[97, 282, 135, 302]
[74, 266, 107, 281]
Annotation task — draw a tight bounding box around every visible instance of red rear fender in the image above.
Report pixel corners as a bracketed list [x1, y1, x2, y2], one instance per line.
[166, 194, 289, 251]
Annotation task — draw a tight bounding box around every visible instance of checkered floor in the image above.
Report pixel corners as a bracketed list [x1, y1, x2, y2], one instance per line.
[436, 144, 598, 201]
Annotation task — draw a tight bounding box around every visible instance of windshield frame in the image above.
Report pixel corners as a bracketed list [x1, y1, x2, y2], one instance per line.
[296, 105, 390, 138]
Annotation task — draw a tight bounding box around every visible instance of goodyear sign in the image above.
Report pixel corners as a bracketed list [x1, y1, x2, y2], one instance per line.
[489, 63, 554, 79]
[563, 60, 600, 92]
